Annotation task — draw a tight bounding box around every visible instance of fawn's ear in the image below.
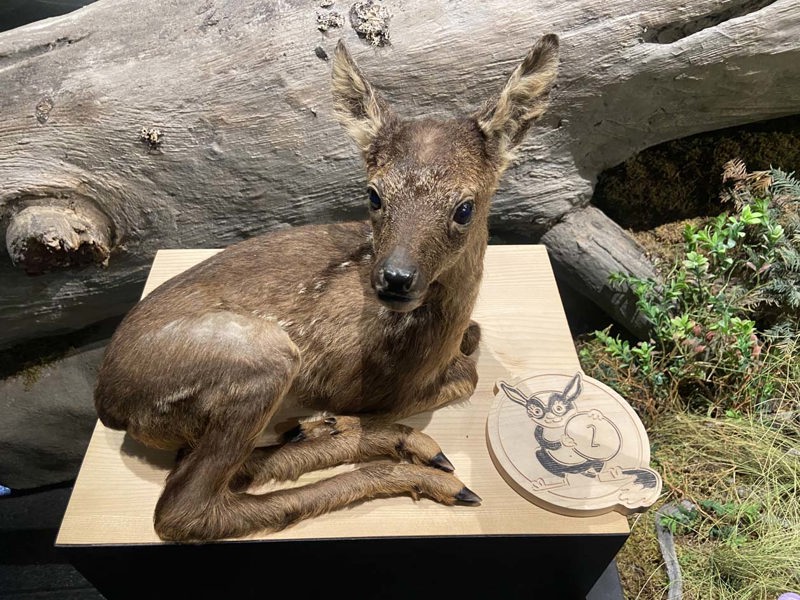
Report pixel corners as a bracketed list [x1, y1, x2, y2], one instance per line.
[331, 40, 392, 154]
[475, 34, 560, 160]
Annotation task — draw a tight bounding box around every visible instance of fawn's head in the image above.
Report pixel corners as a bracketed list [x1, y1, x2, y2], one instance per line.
[332, 35, 559, 312]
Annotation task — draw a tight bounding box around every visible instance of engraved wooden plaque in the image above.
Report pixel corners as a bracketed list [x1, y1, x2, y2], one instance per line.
[486, 371, 662, 517]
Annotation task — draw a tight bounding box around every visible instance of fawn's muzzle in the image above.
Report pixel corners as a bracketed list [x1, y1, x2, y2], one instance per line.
[372, 248, 426, 312]
[382, 264, 417, 293]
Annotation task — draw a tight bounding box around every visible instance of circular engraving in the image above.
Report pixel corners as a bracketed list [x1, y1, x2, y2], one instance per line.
[486, 371, 662, 517]
[564, 412, 621, 461]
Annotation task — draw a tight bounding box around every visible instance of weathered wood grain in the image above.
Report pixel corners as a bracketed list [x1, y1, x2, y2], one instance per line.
[1, 0, 799, 347]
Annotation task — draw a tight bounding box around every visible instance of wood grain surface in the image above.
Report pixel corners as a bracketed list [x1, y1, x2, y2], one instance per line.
[57, 245, 629, 546]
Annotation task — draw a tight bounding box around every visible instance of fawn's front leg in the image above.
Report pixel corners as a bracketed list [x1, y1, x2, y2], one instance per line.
[234, 352, 479, 488]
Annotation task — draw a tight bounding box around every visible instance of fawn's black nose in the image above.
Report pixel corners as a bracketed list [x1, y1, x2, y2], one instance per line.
[381, 265, 417, 293]
[372, 247, 426, 312]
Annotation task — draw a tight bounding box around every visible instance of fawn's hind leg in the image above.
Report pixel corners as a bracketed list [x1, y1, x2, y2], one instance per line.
[152, 320, 302, 541]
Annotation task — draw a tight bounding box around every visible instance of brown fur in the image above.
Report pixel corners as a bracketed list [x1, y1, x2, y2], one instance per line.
[94, 35, 559, 542]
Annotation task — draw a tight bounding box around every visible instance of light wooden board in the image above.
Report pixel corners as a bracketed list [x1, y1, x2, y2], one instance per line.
[488, 371, 662, 517]
[57, 245, 629, 546]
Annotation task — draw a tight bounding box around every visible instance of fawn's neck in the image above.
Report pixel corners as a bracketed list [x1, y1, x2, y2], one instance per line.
[423, 226, 488, 329]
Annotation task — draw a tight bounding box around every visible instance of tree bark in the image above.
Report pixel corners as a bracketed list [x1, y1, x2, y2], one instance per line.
[1, 0, 799, 347]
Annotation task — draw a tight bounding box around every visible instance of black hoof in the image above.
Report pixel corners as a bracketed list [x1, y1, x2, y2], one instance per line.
[284, 424, 305, 443]
[454, 487, 482, 505]
[429, 452, 455, 472]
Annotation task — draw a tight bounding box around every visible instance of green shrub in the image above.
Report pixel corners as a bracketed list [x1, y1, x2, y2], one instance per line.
[579, 162, 800, 422]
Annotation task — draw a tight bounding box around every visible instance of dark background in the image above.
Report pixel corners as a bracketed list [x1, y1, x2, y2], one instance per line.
[0, 1, 96, 33]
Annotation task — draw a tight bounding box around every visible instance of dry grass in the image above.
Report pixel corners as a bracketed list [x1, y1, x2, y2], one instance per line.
[616, 413, 800, 599]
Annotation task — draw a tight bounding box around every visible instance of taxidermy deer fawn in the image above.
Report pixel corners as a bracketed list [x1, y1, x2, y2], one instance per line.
[94, 34, 560, 542]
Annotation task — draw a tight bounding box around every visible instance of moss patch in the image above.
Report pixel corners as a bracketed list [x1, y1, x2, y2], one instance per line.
[629, 218, 705, 272]
[594, 115, 800, 231]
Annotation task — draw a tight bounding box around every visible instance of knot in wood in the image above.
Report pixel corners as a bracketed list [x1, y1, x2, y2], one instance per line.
[5, 203, 113, 275]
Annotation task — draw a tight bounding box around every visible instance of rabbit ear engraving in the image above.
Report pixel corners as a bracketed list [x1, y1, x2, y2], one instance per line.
[561, 372, 583, 403]
[488, 372, 662, 517]
[499, 381, 529, 407]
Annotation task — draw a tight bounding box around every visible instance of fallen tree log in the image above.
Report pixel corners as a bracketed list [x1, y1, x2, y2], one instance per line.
[1, 0, 799, 347]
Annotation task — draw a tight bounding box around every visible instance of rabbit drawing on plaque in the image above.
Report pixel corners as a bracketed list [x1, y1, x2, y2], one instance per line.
[499, 372, 659, 502]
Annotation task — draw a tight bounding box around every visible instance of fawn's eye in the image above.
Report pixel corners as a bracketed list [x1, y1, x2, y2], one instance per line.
[368, 188, 382, 211]
[551, 401, 566, 416]
[453, 200, 474, 225]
